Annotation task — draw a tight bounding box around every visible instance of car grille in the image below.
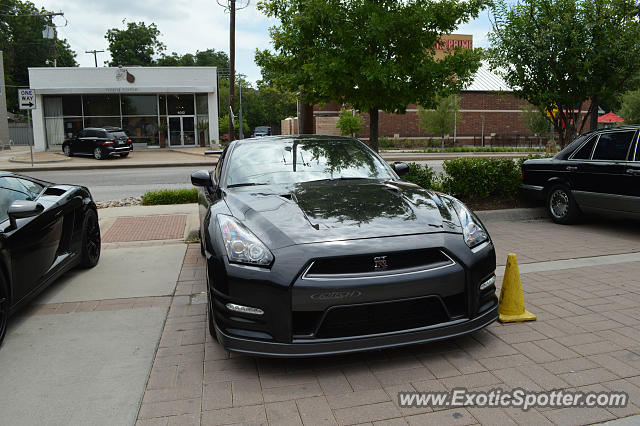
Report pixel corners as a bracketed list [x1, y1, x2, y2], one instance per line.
[303, 249, 454, 279]
[313, 296, 450, 339]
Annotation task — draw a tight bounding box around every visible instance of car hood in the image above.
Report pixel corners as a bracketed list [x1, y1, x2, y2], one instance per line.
[223, 180, 460, 249]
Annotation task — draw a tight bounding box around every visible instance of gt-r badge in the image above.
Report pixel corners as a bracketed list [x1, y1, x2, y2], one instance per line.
[310, 290, 362, 300]
[374, 256, 388, 271]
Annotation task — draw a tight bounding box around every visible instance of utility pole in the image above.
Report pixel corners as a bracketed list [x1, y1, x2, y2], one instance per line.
[217, 0, 249, 142]
[86, 50, 104, 67]
[38, 12, 64, 67]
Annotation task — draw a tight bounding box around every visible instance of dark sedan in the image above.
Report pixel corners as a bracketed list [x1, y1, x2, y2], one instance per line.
[62, 127, 133, 160]
[0, 172, 100, 346]
[192, 135, 497, 357]
[521, 126, 640, 223]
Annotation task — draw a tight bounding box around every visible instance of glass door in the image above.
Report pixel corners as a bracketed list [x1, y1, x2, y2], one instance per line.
[169, 117, 182, 146]
[168, 116, 196, 146]
[182, 116, 196, 146]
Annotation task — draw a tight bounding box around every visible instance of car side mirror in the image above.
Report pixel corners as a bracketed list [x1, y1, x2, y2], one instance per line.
[7, 200, 44, 230]
[392, 162, 410, 177]
[191, 170, 214, 187]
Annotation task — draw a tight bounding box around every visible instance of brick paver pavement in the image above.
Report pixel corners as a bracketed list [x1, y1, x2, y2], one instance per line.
[137, 221, 640, 426]
[103, 215, 187, 243]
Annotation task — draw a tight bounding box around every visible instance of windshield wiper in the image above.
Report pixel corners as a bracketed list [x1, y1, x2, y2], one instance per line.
[227, 182, 270, 188]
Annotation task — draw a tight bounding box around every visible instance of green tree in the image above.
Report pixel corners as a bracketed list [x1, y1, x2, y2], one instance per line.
[618, 89, 640, 124]
[417, 94, 459, 151]
[488, 0, 640, 147]
[256, 0, 487, 152]
[157, 48, 229, 71]
[0, 0, 77, 111]
[336, 108, 364, 136]
[521, 105, 550, 136]
[105, 21, 165, 66]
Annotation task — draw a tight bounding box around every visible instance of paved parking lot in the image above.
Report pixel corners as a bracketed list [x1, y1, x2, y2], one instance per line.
[136, 216, 640, 426]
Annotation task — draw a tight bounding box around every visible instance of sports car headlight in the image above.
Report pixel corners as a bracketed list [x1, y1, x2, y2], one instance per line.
[450, 199, 489, 248]
[218, 215, 274, 266]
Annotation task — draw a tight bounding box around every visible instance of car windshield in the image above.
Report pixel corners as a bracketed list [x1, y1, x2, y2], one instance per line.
[109, 131, 128, 139]
[225, 139, 395, 186]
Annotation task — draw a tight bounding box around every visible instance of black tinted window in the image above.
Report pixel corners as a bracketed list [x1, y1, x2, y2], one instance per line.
[572, 136, 596, 159]
[108, 131, 128, 139]
[593, 131, 635, 161]
[77, 130, 86, 138]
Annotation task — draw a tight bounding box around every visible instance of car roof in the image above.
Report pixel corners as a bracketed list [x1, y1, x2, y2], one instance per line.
[83, 127, 125, 132]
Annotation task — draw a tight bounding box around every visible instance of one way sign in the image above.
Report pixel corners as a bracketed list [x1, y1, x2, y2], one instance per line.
[18, 89, 35, 110]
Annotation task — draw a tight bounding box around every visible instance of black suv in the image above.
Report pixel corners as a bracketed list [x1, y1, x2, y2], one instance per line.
[521, 125, 640, 223]
[62, 127, 133, 160]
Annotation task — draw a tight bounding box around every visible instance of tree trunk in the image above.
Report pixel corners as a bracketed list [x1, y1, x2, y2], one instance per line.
[589, 96, 598, 132]
[297, 99, 314, 135]
[369, 107, 379, 153]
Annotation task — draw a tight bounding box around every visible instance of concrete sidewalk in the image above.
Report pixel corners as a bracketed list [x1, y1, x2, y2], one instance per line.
[0, 204, 199, 426]
[1, 146, 538, 172]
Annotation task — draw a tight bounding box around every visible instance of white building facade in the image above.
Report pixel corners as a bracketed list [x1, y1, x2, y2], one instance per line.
[28, 66, 219, 152]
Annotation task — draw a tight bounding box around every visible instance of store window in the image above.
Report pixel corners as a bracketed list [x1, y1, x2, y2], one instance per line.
[84, 117, 121, 128]
[83, 94, 120, 116]
[196, 94, 208, 115]
[167, 94, 194, 115]
[122, 116, 159, 146]
[121, 95, 158, 116]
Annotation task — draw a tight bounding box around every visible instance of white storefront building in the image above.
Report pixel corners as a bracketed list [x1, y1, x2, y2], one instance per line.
[28, 66, 219, 152]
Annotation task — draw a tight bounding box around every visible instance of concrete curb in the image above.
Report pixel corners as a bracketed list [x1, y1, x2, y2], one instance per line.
[476, 207, 546, 222]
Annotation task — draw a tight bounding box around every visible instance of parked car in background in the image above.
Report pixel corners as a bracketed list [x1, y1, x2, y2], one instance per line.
[521, 125, 640, 224]
[192, 135, 497, 357]
[0, 172, 101, 346]
[62, 127, 133, 160]
[252, 126, 271, 137]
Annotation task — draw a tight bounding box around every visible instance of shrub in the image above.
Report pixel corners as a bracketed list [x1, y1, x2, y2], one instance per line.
[141, 188, 198, 205]
[404, 162, 437, 189]
[378, 136, 393, 149]
[336, 108, 364, 136]
[440, 158, 521, 198]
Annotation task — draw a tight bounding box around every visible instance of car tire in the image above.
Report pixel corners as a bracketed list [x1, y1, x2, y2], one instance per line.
[200, 231, 205, 256]
[0, 274, 8, 348]
[79, 209, 101, 268]
[63, 145, 72, 157]
[93, 147, 104, 160]
[120, 153, 129, 158]
[547, 184, 580, 224]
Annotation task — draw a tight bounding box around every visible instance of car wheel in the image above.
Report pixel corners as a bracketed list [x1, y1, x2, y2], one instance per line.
[0, 275, 8, 347]
[93, 147, 103, 160]
[79, 209, 101, 268]
[120, 153, 129, 158]
[63, 145, 72, 157]
[547, 184, 580, 224]
[200, 231, 205, 256]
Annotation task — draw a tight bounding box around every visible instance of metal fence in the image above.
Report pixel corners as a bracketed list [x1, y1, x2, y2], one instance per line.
[8, 123, 33, 146]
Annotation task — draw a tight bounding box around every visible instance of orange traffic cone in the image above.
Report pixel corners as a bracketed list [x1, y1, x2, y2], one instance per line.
[498, 253, 536, 323]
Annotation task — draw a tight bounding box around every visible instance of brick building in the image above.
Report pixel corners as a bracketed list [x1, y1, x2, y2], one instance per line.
[305, 63, 551, 146]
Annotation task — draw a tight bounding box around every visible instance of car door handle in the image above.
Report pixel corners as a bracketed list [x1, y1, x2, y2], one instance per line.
[566, 166, 578, 171]
[626, 169, 640, 175]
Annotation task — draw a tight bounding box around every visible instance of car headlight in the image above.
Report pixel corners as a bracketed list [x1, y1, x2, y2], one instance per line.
[218, 215, 274, 266]
[450, 199, 489, 248]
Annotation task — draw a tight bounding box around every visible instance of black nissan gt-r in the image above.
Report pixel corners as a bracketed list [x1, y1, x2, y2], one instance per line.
[192, 136, 497, 357]
[0, 172, 101, 346]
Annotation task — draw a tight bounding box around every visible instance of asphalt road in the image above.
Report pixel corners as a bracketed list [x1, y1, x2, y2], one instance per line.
[25, 161, 445, 202]
[26, 166, 202, 202]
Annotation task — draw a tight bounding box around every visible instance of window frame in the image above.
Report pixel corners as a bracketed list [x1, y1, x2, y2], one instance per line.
[569, 130, 638, 162]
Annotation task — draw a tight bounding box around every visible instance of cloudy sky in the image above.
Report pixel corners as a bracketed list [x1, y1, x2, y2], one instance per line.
[33, 0, 493, 84]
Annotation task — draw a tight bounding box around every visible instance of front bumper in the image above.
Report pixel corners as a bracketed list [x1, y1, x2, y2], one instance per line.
[215, 301, 497, 357]
[207, 231, 497, 357]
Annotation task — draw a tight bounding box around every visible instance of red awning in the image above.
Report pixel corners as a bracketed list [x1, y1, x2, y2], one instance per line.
[598, 112, 625, 123]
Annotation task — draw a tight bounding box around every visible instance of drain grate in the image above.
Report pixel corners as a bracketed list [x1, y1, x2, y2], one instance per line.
[102, 215, 187, 243]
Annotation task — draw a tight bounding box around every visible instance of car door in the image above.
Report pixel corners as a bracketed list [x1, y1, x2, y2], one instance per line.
[620, 134, 640, 213]
[575, 130, 637, 212]
[0, 177, 63, 303]
[77, 129, 96, 154]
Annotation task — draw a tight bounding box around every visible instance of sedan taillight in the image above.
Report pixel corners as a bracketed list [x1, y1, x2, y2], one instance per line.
[127, 138, 132, 144]
[103, 140, 115, 145]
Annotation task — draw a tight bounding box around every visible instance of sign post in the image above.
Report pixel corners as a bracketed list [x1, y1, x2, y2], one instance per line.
[18, 89, 36, 167]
